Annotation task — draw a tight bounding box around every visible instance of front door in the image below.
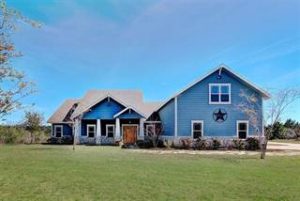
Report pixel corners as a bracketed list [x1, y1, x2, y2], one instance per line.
[123, 125, 138, 144]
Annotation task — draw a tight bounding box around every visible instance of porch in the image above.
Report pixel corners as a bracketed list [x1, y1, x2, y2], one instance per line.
[76, 118, 145, 145]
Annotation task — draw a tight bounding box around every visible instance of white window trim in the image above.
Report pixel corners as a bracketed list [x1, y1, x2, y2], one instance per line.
[54, 125, 63, 138]
[146, 124, 155, 136]
[209, 83, 231, 104]
[191, 120, 204, 138]
[106, 124, 115, 138]
[86, 124, 96, 138]
[236, 120, 249, 139]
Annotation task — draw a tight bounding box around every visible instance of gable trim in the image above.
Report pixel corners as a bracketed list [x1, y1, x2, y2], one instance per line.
[156, 64, 270, 112]
[113, 106, 146, 119]
[72, 94, 130, 119]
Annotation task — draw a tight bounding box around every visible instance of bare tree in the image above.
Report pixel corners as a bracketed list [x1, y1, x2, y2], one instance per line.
[0, 0, 40, 120]
[145, 123, 163, 148]
[238, 88, 300, 159]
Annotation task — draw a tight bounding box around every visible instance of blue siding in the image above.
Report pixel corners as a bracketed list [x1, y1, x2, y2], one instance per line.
[177, 69, 262, 137]
[118, 109, 143, 119]
[83, 98, 125, 120]
[52, 124, 73, 137]
[158, 99, 175, 136]
[160, 68, 263, 138]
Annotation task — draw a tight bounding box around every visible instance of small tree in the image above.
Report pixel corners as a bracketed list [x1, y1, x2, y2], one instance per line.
[238, 88, 300, 159]
[0, 0, 40, 120]
[23, 111, 43, 144]
[146, 123, 163, 148]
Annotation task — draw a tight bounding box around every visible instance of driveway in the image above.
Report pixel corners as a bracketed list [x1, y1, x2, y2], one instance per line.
[267, 141, 300, 155]
[129, 142, 300, 156]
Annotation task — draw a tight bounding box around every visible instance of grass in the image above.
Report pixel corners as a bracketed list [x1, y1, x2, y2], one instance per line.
[270, 139, 300, 144]
[0, 145, 300, 201]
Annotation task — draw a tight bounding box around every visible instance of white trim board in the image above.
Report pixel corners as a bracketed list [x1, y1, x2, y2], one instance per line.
[209, 83, 231, 104]
[106, 124, 115, 138]
[113, 107, 145, 119]
[53, 125, 63, 138]
[86, 124, 96, 138]
[236, 120, 249, 139]
[191, 120, 204, 138]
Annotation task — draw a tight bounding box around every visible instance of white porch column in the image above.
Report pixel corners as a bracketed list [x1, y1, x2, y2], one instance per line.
[139, 118, 145, 139]
[74, 118, 81, 144]
[96, 119, 101, 144]
[115, 118, 121, 140]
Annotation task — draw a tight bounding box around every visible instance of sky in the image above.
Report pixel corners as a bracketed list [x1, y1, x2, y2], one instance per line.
[4, 0, 300, 124]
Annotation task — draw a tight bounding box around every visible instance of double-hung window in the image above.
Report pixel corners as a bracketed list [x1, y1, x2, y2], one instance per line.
[237, 121, 248, 139]
[87, 124, 96, 138]
[192, 121, 203, 139]
[209, 83, 231, 104]
[106, 125, 115, 138]
[146, 125, 155, 136]
[54, 125, 63, 138]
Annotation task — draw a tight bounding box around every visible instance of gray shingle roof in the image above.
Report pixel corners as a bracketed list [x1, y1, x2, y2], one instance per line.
[47, 99, 79, 124]
[71, 90, 162, 119]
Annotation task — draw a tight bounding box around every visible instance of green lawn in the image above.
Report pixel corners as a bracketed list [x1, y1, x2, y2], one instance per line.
[0, 145, 300, 201]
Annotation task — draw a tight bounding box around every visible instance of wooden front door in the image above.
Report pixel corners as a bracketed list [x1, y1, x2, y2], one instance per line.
[123, 126, 138, 144]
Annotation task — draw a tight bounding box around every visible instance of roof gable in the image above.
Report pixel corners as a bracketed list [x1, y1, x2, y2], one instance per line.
[47, 99, 79, 123]
[156, 64, 270, 112]
[71, 90, 143, 119]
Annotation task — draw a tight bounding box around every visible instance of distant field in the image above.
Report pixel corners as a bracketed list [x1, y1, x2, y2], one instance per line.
[0, 145, 299, 201]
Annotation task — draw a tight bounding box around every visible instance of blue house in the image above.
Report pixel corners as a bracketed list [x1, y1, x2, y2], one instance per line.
[47, 65, 270, 144]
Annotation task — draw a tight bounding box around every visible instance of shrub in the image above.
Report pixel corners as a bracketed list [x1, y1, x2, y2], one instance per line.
[212, 139, 221, 150]
[192, 138, 207, 150]
[245, 137, 260, 150]
[284, 128, 297, 139]
[233, 139, 245, 150]
[220, 139, 234, 150]
[47, 136, 73, 145]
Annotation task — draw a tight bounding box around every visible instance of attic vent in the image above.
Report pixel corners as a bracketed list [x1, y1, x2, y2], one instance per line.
[217, 68, 223, 79]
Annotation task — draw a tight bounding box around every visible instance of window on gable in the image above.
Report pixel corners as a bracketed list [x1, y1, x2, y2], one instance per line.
[237, 121, 248, 139]
[54, 125, 63, 138]
[192, 121, 203, 139]
[209, 84, 231, 104]
[106, 125, 115, 138]
[87, 125, 96, 138]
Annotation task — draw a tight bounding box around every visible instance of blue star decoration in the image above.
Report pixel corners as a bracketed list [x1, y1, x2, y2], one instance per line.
[213, 109, 227, 123]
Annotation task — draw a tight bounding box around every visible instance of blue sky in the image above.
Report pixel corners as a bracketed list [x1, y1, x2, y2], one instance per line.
[5, 0, 300, 123]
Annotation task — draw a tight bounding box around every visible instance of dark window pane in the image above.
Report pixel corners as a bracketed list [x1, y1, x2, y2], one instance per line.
[55, 127, 62, 137]
[107, 132, 113, 138]
[89, 132, 95, 138]
[193, 123, 202, 131]
[221, 94, 229, 102]
[211, 86, 219, 94]
[107, 126, 115, 138]
[239, 123, 247, 131]
[211, 94, 219, 102]
[221, 86, 229, 94]
[88, 126, 95, 137]
[238, 131, 247, 139]
[193, 131, 202, 139]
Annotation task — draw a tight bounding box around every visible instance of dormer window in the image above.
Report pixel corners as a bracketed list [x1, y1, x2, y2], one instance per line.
[209, 83, 231, 104]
